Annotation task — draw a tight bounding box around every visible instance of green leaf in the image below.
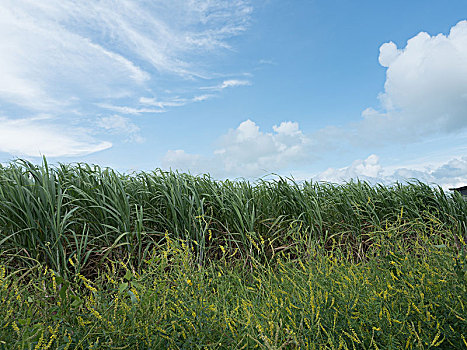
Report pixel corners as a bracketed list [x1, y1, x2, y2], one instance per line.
[118, 282, 128, 294]
[124, 270, 133, 281]
[70, 296, 82, 307]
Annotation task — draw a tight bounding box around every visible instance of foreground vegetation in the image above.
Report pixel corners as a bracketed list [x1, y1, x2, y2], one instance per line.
[1, 229, 466, 349]
[0, 159, 466, 348]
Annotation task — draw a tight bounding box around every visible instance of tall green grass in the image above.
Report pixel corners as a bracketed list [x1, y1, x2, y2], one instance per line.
[0, 158, 465, 275]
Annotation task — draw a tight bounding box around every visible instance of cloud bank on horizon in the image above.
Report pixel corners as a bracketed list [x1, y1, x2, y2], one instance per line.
[314, 154, 467, 189]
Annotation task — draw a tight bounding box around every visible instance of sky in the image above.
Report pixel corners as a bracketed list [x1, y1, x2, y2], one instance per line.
[0, 0, 466, 188]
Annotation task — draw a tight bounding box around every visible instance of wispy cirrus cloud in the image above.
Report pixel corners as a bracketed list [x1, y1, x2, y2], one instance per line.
[0, 0, 253, 157]
[201, 79, 251, 91]
[136, 94, 217, 112]
[96, 104, 165, 115]
[0, 3, 149, 111]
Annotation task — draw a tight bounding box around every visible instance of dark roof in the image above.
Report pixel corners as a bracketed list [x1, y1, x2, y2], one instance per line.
[449, 186, 467, 191]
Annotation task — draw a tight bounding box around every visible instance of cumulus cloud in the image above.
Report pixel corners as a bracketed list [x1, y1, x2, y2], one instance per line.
[315, 154, 467, 189]
[0, 117, 111, 157]
[378, 42, 400, 67]
[217, 120, 309, 176]
[163, 119, 311, 177]
[298, 20, 467, 155]
[359, 20, 467, 142]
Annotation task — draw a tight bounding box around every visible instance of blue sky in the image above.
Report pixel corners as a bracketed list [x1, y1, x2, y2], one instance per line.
[0, 0, 466, 188]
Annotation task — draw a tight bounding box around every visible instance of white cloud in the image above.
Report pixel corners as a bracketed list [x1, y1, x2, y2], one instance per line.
[201, 79, 251, 91]
[429, 157, 467, 187]
[378, 42, 400, 67]
[359, 20, 467, 141]
[0, 117, 111, 157]
[96, 115, 144, 143]
[192, 94, 214, 102]
[138, 97, 187, 108]
[301, 20, 467, 154]
[163, 119, 310, 177]
[315, 154, 467, 189]
[272, 121, 301, 136]
[217, 120, 310, 176]
[220, 80, 251, 89]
